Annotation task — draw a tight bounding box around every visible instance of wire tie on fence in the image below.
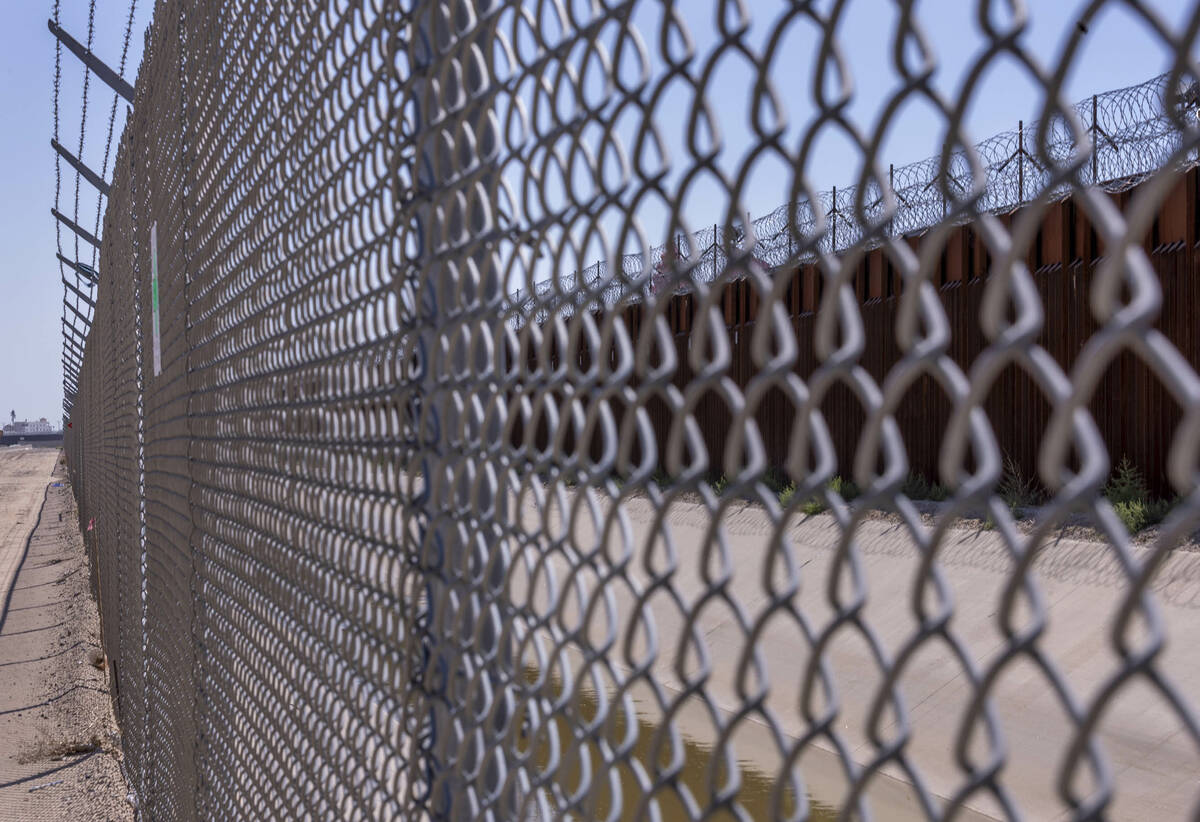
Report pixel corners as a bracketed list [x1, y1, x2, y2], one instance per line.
[28, 780, 65, 793]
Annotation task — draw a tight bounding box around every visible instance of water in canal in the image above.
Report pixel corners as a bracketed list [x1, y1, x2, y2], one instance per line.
[514, 665, 839, 821]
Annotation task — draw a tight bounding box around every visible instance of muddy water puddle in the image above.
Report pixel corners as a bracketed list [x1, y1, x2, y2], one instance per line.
[516, 665, 837, 821]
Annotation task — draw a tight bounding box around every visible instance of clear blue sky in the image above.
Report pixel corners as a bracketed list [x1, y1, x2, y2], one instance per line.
[0, 0, 1193, 423]
[1, 0, 148, 425]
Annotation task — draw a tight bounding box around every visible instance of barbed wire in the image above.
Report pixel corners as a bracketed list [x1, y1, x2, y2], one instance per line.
[93, 1, 138, 246]
[513, 71, 1197, 323]
[74, 1, 95, 268]
[51, 0, 61, 277]
[53, 0, 139, 420]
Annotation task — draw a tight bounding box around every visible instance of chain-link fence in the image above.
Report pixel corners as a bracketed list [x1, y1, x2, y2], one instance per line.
[63, 1, 1200, 820]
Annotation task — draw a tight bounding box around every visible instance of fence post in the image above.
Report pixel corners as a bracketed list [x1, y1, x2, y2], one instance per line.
[889, 163, 895, 237]
[1091, 94, 1099, 185]
[1018, 119, 1025, 204]
[716, 221, 722, 285]
[407, 2, 509, 816]
[788, 211, 795, 261]
[831, 185, 838, 252]
[408, 5, 456, 815]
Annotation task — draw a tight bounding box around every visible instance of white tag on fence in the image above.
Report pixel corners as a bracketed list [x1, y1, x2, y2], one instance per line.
[150, 221, 161, 377]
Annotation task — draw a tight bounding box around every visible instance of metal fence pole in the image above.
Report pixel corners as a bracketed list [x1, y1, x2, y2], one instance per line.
[408, 6, 454, 814]
[1018, 119, 1025, 203]
[831, 185, 838, 252]
[889, 163, 895, 238]
[409, 2, 508, 816]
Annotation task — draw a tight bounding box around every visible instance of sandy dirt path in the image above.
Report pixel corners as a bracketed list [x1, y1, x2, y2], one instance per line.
[0, 448, 131, 821]
[0, 448, 58, 620]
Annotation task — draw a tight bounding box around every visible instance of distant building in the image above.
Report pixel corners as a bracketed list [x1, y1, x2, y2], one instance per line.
[3, 418, 55, 435]
[1, 417, 61, 445]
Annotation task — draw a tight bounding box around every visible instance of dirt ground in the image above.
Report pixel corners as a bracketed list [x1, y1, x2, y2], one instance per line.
[0, 447, 131, 821]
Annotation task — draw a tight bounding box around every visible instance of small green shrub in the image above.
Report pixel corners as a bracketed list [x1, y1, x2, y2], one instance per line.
[1144, 497, 1173, 526]
[711, 474, 729, 496]
[901, 472, 951, 501]
[762, 467, 791, 495]
[779, 476, 855, 513]
[1113, 499, 1148, 535]
[1105, 458, 1149, 506]
[829, 475, 859, 501]
[998, 455, 1043, 513]
[778, 483, 796, 507]
[800, 496, 827, 516]
[1103, 459, 1174, 534]
[901, 472, 931, 499]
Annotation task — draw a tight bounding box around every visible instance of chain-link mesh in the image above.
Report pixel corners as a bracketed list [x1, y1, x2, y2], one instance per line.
[63, 1, 1200, 820]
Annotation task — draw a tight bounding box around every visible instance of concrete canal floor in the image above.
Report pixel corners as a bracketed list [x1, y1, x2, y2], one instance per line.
[515, 487, 1200, 821]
